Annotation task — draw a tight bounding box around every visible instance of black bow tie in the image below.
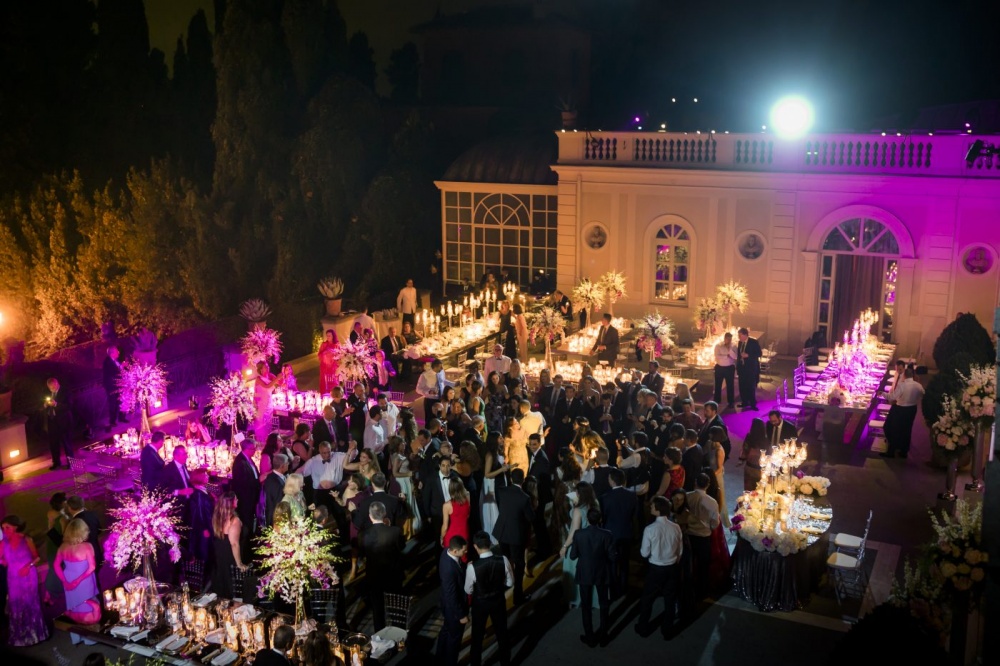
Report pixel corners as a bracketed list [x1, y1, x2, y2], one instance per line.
[322, 459, 330, 464]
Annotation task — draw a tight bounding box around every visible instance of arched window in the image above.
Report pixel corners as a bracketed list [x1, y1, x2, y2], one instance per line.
[653, 222, 691, 303]
[821, 218, 899, 255]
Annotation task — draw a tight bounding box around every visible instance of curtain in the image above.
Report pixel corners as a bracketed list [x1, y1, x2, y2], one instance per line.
[831, 254, 884, 343]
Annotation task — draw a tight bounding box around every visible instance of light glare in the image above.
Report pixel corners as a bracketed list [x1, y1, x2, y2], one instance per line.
[769, 96, 815, 139]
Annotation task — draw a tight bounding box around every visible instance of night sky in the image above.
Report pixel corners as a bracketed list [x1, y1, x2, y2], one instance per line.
[143, 0, 1000, 132]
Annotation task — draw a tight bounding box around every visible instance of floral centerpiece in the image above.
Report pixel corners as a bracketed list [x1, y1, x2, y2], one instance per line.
[715, 280, 750, 329]
[332, 341, 377, 384]
[732, 511, 811, 556]
[957, 364, 996, 491]
[572, 279, 605, 328]
[599, 271, 628, 315]
[634, 312, 674, 359]
[932, 394, 973, 453]
[256, 515, 341, 629]
[117, 361, 169, 435]
[208, 372, 256, 445]
[774, 474, 831, 496]
[241, 327, 283, 367]
[693, 297, 724, 338]
[529, 306, 566, 371]
[105, 489, 183, 623]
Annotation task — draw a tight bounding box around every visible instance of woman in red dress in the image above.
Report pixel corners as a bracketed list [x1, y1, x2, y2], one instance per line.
[441, 478, 471, 560]
[318, 329, 339, 393]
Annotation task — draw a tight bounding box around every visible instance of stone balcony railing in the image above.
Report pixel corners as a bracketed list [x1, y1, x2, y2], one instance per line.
[555, 130, 1000, 179]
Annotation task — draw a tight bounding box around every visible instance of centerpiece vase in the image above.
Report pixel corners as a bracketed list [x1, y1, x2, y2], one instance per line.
[939, 455, 959, 501]
[294, 590, 307, 631]
[585, 307, 592, 329]
[140, 404, 151, 435]
[142, 554, 161, 626]
[544, 339, 553, 372]
[965, 421, 990, 492]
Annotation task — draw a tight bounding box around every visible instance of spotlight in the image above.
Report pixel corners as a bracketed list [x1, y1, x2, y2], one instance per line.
[769, 96, 815, 139]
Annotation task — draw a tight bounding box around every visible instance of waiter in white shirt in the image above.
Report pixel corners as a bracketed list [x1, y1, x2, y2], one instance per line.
[636, 496, 683, 638]
[397, 279, 418, 328]
[713, 332, 737, 407]
[882, 367, 925, 459]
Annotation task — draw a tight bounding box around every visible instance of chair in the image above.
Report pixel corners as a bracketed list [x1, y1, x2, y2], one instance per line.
[182, 560, 207, 593]
[827, 537, 869, 604]
[868, 419, 887, 452]
[231, 565, 247, 600]
[383, 592, 412, 631]
[389, 390, 406, 404]
[783, 379, 804, 408]
[68, 457, 102, 498]
[835, 509, 873, 555]
[309, 587, 340, 625]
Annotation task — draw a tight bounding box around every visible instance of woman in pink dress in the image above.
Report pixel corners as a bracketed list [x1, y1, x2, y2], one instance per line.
[318, 330, 340, 394]
[1, 516, 50, 646]
[253, 361, 280, 441]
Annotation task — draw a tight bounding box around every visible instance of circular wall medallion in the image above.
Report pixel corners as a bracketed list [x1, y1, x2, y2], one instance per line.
[736, 230, 766, 261]
[961, 244, 995, 275]
[584, 223, 608, 250]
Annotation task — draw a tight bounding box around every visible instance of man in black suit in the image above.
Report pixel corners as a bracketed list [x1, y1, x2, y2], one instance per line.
[526, 434, 552, 559]
[263, 453, 290, 528]
[140, 431, 168, 490]
[66, 495, 102, 576]
[380, 326, 407, 377]
[492, 468, 535, 606]
[698, 402, 731, 460]
[570, 507, 616, 647]
[590, 313, 620, 366]
[254, 624, 294, 666]
[422, 455, 458, 542]
[766, 409, 798, 448]
[437, 535, 469, 666]
[535, 369, 561, 424]
[641, 361, 666, 403]
[160, 445, 196, 503]
[587, 447, 615, 498]
[465, 531, 514, 666]
[230, 438, 261, 539]
[359, 501, 405, 631]
[102, 345, 124, 432]
[346, 383, 369, 444]
[599, 469, 637, 599]
[311, 404, 339, 451]
[635, 389, 665, 443]
[184, 468, 214, 563]
[44, 377, 74, 470]
[352, 472, 405, 532]
[681, 429, 705, 492]
[552, 289, 573, 321]
[736, 327, 762, 410]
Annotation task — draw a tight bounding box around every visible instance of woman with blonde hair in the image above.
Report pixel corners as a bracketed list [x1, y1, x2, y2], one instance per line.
[54, 518, 101, 626]
[671, 382, 692, 414]
[210, 492, 246, 598]
[280, 473, 307, 519]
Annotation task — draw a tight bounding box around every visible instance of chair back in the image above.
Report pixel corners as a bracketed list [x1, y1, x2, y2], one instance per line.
[383, 592, 412, 631]
[858, 509, 874, 560]
[309, 587, 339, 625]
[182, 560, 206, 593]
[231, 565, 247, 600]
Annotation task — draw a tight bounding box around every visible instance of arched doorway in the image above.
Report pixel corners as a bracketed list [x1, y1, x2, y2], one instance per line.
[815, 218, 900, 344]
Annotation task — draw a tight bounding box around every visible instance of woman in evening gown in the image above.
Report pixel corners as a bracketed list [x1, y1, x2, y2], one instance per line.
[391, 437, 421, 537]
[513, 303, 529, 365]
[1, 516, 50, 646]
[318, 329, 340, 394]
[440, 479, 471, 556]
[558, 482, 599, 608]
[54, 519, 101, 644]
[481, 432, 510, 541]
[210, 493, 246, 599]
[253, 361, 280, 442]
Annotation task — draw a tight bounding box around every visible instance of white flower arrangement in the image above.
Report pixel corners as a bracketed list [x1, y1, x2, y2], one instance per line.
[693, 297, 724, 334]
[239, 298, 272, 323]
[737, 517, 811, 555]
[104, 489, 183, 571]
[572, 279, 605, 325]
[957, 364, 997, 424]
[715, 280, 750, 316]
[529, 307, 566, 345]
[599, 271, 628, 306]
[241, 327, 283, 366]
[773, 475, 831, 496]
[208, 372, 256, 428]
[932, 394, 972, 452]
[256, 515, 341, 605]
[116, 361, 169, 414]
[332, 341, 377, 384]
[634, 312, 674, 356]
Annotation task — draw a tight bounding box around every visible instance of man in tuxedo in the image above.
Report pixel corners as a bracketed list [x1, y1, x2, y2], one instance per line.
[681, 429, 705, 492]
[312, 404, 339, 451]
[641, 361, 666, 403]
[437, 536, 469, 666]
[465, 531, 514, 666]
[254, 624, 294, 666]
[483, 344, 512, 379]
[161, 445, 195, 502]
[525, 434, 552, 559]
[44, 377, 74, 470]
[66, 495, 102, 575]
[736, 327, 762, 411]
[492, 468, 535, 605]
[140, 431, 167, 490]
[766, 409, 798, 448]
[422, 455, 459, 542]
[590, 313, 620, 366]
[359, 502, 405, 631]
[263, 453, 290, 528]
[184, 469, 215, 563]
[102, 345, 124, 432]
[346, 383, 369, 444]
[584, 447, 615, 498]
[570, 507, 616, 647]
[352, 472, 405, 531]
[380, 326, 408, 377]
[231, 438, 261, 539]
[552, 289, 573, 321]
[534, 369, 560, 423]
[635, 389, 665, 442]
[599, 469, 637, 599]
[698, 402, 731, 460]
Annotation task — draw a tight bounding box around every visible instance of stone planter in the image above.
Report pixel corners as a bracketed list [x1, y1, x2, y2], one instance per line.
[324, 298, 343, 317]
[132, 350, 157, 367]
[0, 390, 11, 421]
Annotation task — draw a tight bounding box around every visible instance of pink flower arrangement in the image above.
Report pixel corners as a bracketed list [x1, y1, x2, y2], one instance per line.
[332, 341, 377, 384]
[209, 372, 256, 428]
[256, 515, 341, 604]
[241, 327, 283, 366]
[116, 361, 169, 414]
[730, 514, 745, 532]
[528, 307, 566, 345]
[105, 489, 183, 571]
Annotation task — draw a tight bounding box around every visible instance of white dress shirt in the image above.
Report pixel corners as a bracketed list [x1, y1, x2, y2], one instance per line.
[890, 378, 925, 407]
[686, 489, 720, 538]
[364, 420, 388, 454]
[416, 370, 440, 399]
[439, 472, 452, 502]
[484, 355, 512, 378]
[397, 286, 418, 315]
[353, 312, 376, 332]
[381, 401, 400, 436]
[302, 452, 349, 488]
[463, 553, 515, 594]
[714, 343, 737, 367]
[641, 516, 683, 566]
[519, 410, 545, 438]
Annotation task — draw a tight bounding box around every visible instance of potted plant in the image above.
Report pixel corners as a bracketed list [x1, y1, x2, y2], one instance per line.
[131, 328, 159, 367]
[239, 298, 272, 331]
[317, 277, 345, 316]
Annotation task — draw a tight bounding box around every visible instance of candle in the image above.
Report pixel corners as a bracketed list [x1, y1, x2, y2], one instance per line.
[104, 589, 114, 609]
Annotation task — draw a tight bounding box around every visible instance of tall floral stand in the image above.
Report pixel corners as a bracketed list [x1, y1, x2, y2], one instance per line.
[940, 456, 960, 501]
[544, 339, 554, 372]
[964, 422, 990, 492]
[142, 554, 162, 626]
[140, 404, 151, 436]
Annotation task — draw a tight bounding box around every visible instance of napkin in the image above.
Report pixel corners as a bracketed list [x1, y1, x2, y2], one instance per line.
[231, 604, 260, 622]
[156, 633, 181, 650]
[129, 629, 150, 643]
[193, 593, 217, 607]
[211, 649, 239, 666]
[205, 628, 226, 645]
[123, 644, 157, 658]
[371, 635, 396, 659]
[111, 625, 141, 639]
